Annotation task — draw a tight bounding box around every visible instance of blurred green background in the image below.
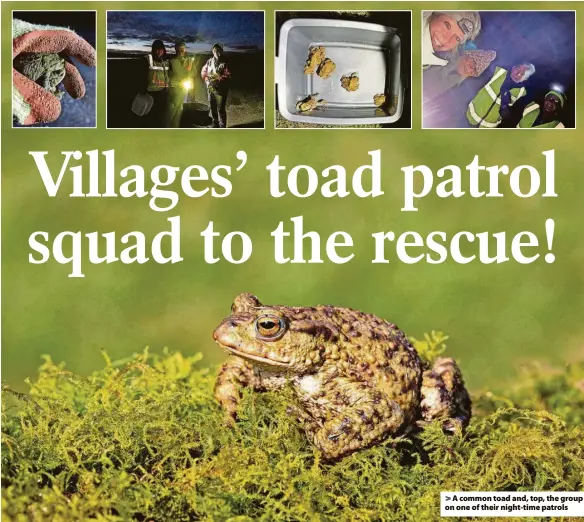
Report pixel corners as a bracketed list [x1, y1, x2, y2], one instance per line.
[3, 1, 583, 392]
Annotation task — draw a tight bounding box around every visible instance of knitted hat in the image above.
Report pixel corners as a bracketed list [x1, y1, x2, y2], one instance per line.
[545, 90, 566, 107]
[462, 49, 497, 77]
[212, 42, 223, 52]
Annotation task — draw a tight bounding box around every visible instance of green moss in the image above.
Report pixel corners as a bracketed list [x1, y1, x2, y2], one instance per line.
[2, 339, 584, 522]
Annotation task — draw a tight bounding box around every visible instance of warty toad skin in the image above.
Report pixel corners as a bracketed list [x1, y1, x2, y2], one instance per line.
[213, 293, 471, 459]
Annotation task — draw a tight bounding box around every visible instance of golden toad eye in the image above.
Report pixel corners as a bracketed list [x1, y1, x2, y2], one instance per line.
[255, 315, 286, 341]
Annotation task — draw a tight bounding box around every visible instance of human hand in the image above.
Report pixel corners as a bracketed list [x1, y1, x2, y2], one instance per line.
[13, 19, 96, 125]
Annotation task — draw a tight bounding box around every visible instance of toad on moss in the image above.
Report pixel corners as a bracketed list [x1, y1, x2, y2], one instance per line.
[341, 73, 359, 92]
[213, 293, 472, 459]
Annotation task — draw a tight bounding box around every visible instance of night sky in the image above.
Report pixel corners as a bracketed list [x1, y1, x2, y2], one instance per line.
[107, 11, 264, 53]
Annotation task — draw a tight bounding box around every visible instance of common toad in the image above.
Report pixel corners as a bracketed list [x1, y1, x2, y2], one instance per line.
[304, 46, 326, 75]
[213, 294, 472, 459]
[373, 93, 398, 117]
[373, 93, 386, 107]
[317, 58, 336, 79]
[295, 94, 326, 113]
[13, 53, 66, 98]
[341, 73, 359, 92]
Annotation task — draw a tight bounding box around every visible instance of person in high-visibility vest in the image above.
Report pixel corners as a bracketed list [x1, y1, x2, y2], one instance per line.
[517, 90, 566, 129]
[143, 39, 169, 127]
[466, 63, 535, 128]
[168, 40, 195, 128]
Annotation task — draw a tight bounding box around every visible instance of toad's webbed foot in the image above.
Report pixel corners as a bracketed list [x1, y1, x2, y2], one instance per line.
[214, 355, 263, 423]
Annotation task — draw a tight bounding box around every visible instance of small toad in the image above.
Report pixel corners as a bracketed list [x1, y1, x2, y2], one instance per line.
[13, 53, 66, 98]
[213, 294, 472, 459]
[373, 93, 399, 117]
[317, 58, 336, 79]
[296, 94, 326, 113]
[341, 73, 359, 92]
[304, 46, 326, 74]
[373, 93, 386, 107]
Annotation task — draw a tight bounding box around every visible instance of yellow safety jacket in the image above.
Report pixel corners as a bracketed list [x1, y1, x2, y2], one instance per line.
[466, 67, 527, 128]
[146, 54, 169, 92]
[169, 55, 195, 86]
[517, 102, 565, 128]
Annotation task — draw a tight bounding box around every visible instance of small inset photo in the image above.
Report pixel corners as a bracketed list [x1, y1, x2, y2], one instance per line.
[12, 11, 97, 128]
[275, 11, 411, 129]
[106, 11, 265, 129]
[422, 10, 575, 129]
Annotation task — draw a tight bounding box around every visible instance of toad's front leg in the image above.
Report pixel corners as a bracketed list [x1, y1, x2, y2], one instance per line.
[214, 355, 264, 422]
[304, 384, 405, 460]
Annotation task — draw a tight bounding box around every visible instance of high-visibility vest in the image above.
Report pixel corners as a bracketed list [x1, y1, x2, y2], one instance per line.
[169, 56, 194, 86]
[466, 67, 527, 128]
[146, 54, 169, 91]
[517, 102, 565, 128]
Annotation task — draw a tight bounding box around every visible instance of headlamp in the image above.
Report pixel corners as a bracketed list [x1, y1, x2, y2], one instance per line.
[182, 79, 193, 90]
[457, 18, 474, 41]
[550, 83, 564, 94]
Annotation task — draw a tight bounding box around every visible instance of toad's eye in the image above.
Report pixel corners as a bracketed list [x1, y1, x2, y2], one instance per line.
[255, 315, 286, 341]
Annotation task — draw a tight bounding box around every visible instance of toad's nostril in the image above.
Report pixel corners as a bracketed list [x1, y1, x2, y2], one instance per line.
[229, 320, 237, 327]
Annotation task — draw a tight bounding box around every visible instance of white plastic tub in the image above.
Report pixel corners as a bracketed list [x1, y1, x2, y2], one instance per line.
[276, 18, 404, 125]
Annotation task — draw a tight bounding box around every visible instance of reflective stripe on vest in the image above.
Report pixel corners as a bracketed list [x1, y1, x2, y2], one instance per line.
[484, 67, 507, 104]
[511, 87, 527, 103]
[147, 54, 168, 90]
[517, 102, 565, 128]
[517, 102, 539, 128]
[523, 102, 540, 116]
[467, 102, 500, 127]
[467, 67, 527, 127]
[148, 54, 166, 71]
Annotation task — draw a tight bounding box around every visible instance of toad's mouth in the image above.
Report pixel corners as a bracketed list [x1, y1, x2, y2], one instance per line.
[225, 346, 291, 367]
[216, 341, 291, 368]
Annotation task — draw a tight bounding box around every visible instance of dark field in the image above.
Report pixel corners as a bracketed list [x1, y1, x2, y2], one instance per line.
[106, 51, 264, 128]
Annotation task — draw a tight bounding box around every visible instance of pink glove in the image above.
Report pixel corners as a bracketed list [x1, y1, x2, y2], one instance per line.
[13, 22, 96, 125]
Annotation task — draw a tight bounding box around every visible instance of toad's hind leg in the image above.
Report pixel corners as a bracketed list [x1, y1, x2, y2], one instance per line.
[305, 388, 405, 460]
[214, 355, 263, 422]
[419, 357, 471, 432]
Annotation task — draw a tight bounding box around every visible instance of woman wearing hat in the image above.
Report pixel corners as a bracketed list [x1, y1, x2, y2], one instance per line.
[143, 39, 170, 127]
[517, 90, 566, 128]
[422, 11, 482, 69]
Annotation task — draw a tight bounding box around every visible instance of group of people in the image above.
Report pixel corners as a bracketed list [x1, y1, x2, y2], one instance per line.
[144, 39, 231, 128]
[423, 11, 567, 128]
